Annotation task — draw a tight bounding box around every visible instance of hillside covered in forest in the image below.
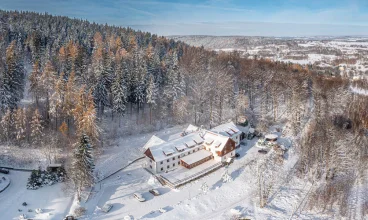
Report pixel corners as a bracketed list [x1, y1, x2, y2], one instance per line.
[0, 10, 367, 219]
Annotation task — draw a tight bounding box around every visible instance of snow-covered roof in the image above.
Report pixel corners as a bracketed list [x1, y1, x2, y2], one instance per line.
[205, 137, 214, 145]
[185, 124, 199, 133]
[185, 140, 197, 148]
[148, 132, 204, 161]
[163, 148, 176, 156]
[180, 149, 212, 165]
[202, 131, 230, 151]
[145, 128, 231, 162]
[210, 122, 241, 137]
[193, 136, 204, 144]
[175, 145, 187, 152]
[142, 135, 166, 151]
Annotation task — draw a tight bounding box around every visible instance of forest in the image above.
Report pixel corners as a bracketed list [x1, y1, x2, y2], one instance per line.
[0, 10, 367, 217]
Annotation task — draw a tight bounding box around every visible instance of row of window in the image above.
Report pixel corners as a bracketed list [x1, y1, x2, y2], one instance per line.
[150, 161, 181, 171]
[155, 147, 202, 165]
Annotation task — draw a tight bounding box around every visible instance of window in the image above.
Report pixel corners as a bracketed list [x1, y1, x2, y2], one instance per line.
[188, 152, 191, 154]
[173, 163, 175, 167]
[167, 159, 170, 162]
[173, 157, 175, 161]
[167, 165, 170, 169]
[150, 165, 152, 169]
[178, 155, 180, 159]
[150, 159, 152, 163]
[231, 152, 233, 156]
[160, 161, 163, 165]
[178, 162, 180, 165]
[161, 168, 163, 171]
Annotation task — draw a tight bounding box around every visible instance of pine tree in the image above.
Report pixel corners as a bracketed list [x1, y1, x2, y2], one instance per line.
[146, 75, 157, 124]
[73, 89, 100, 143]
[59, 121, 68, 137]
[29, 61, 42, 106]
[2, 41, 25, 109]
[14, 108, 26, 143]
[40, 61, 56, 122]
[0, 109, 14, 142]
[93, 51, 112, 117]
[111, 65, 127, 126]
[71, 134, 95, 201]
[30, 109, 44, 146]
[222, 170, 233, 183]
[200, 182, 209, 194]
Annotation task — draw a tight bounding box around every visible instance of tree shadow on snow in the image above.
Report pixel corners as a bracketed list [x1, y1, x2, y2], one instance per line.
[211, 179, 224, 190]
[163, 206, 173, 212]
[231, 167, 245, 181]
[141, 210, 162, 218]
[156, 187, 171, 195]
[109, 203, 124, 213]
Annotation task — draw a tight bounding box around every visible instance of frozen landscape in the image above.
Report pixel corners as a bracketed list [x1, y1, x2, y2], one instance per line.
[0, 122, 325, 220]
[171, 36, 368, 79]
[0, 1, 368, 220]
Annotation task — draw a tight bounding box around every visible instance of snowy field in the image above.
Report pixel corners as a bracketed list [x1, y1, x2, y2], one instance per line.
[72, 125, 327, 220]
[0, 124, 338, 219]
[0, 171, 73, 220]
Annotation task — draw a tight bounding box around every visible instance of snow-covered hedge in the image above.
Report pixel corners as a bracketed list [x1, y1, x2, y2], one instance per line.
[26, 167, 66, 190]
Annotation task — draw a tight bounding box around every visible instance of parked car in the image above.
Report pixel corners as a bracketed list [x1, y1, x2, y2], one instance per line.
[19, 214, 27, 220]
[133, 193, 146, 202]
[35, 208, 43, 214]
[158, 208, 167, 213]
[63, 216, 75, 220]
[101, 203, 113, 213]
[235, 153, 240, 158]
[149, 189, 160, 196]
[258, 149, 268, 154]
[0, 168, 9, 174]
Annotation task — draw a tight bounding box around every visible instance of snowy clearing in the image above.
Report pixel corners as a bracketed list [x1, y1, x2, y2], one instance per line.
[0, 171, 73, 220]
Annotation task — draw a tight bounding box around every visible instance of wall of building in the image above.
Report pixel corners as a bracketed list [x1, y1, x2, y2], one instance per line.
[181, 155, 213, 169]
[147, 145, 205, 173]
[231, 134, 241, 146]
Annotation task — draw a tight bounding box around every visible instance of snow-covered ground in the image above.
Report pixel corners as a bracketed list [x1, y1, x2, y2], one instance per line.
[95, 124, 186, 180]
[80, 137, 261, 220]
[0, 123, 344, 220]
[66, 124, 330, 220]
[0, 174, 11, 192]
[0, 171, 73, 220]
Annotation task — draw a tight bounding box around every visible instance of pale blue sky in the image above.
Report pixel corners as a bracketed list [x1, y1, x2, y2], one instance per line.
[1, 0, 368, 36]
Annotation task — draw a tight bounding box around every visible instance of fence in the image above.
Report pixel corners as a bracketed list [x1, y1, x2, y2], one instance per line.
[96, 156, 145, 183]
[160, 162, 224, 188]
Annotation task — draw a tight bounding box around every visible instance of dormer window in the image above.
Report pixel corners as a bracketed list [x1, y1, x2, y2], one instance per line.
[214, 140, 221, 148]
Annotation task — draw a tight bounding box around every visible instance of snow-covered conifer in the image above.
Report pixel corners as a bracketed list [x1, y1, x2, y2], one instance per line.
[71, 134, 95, 201]
[146, 75, 158, 124]
[0, 109, 14, 142]
[111, 65, 127, 125]
[30, 109, 44, 145]
[200, 182, 209, 194]
[14, 108, 26, 142]
[222, 170, 233, 183]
